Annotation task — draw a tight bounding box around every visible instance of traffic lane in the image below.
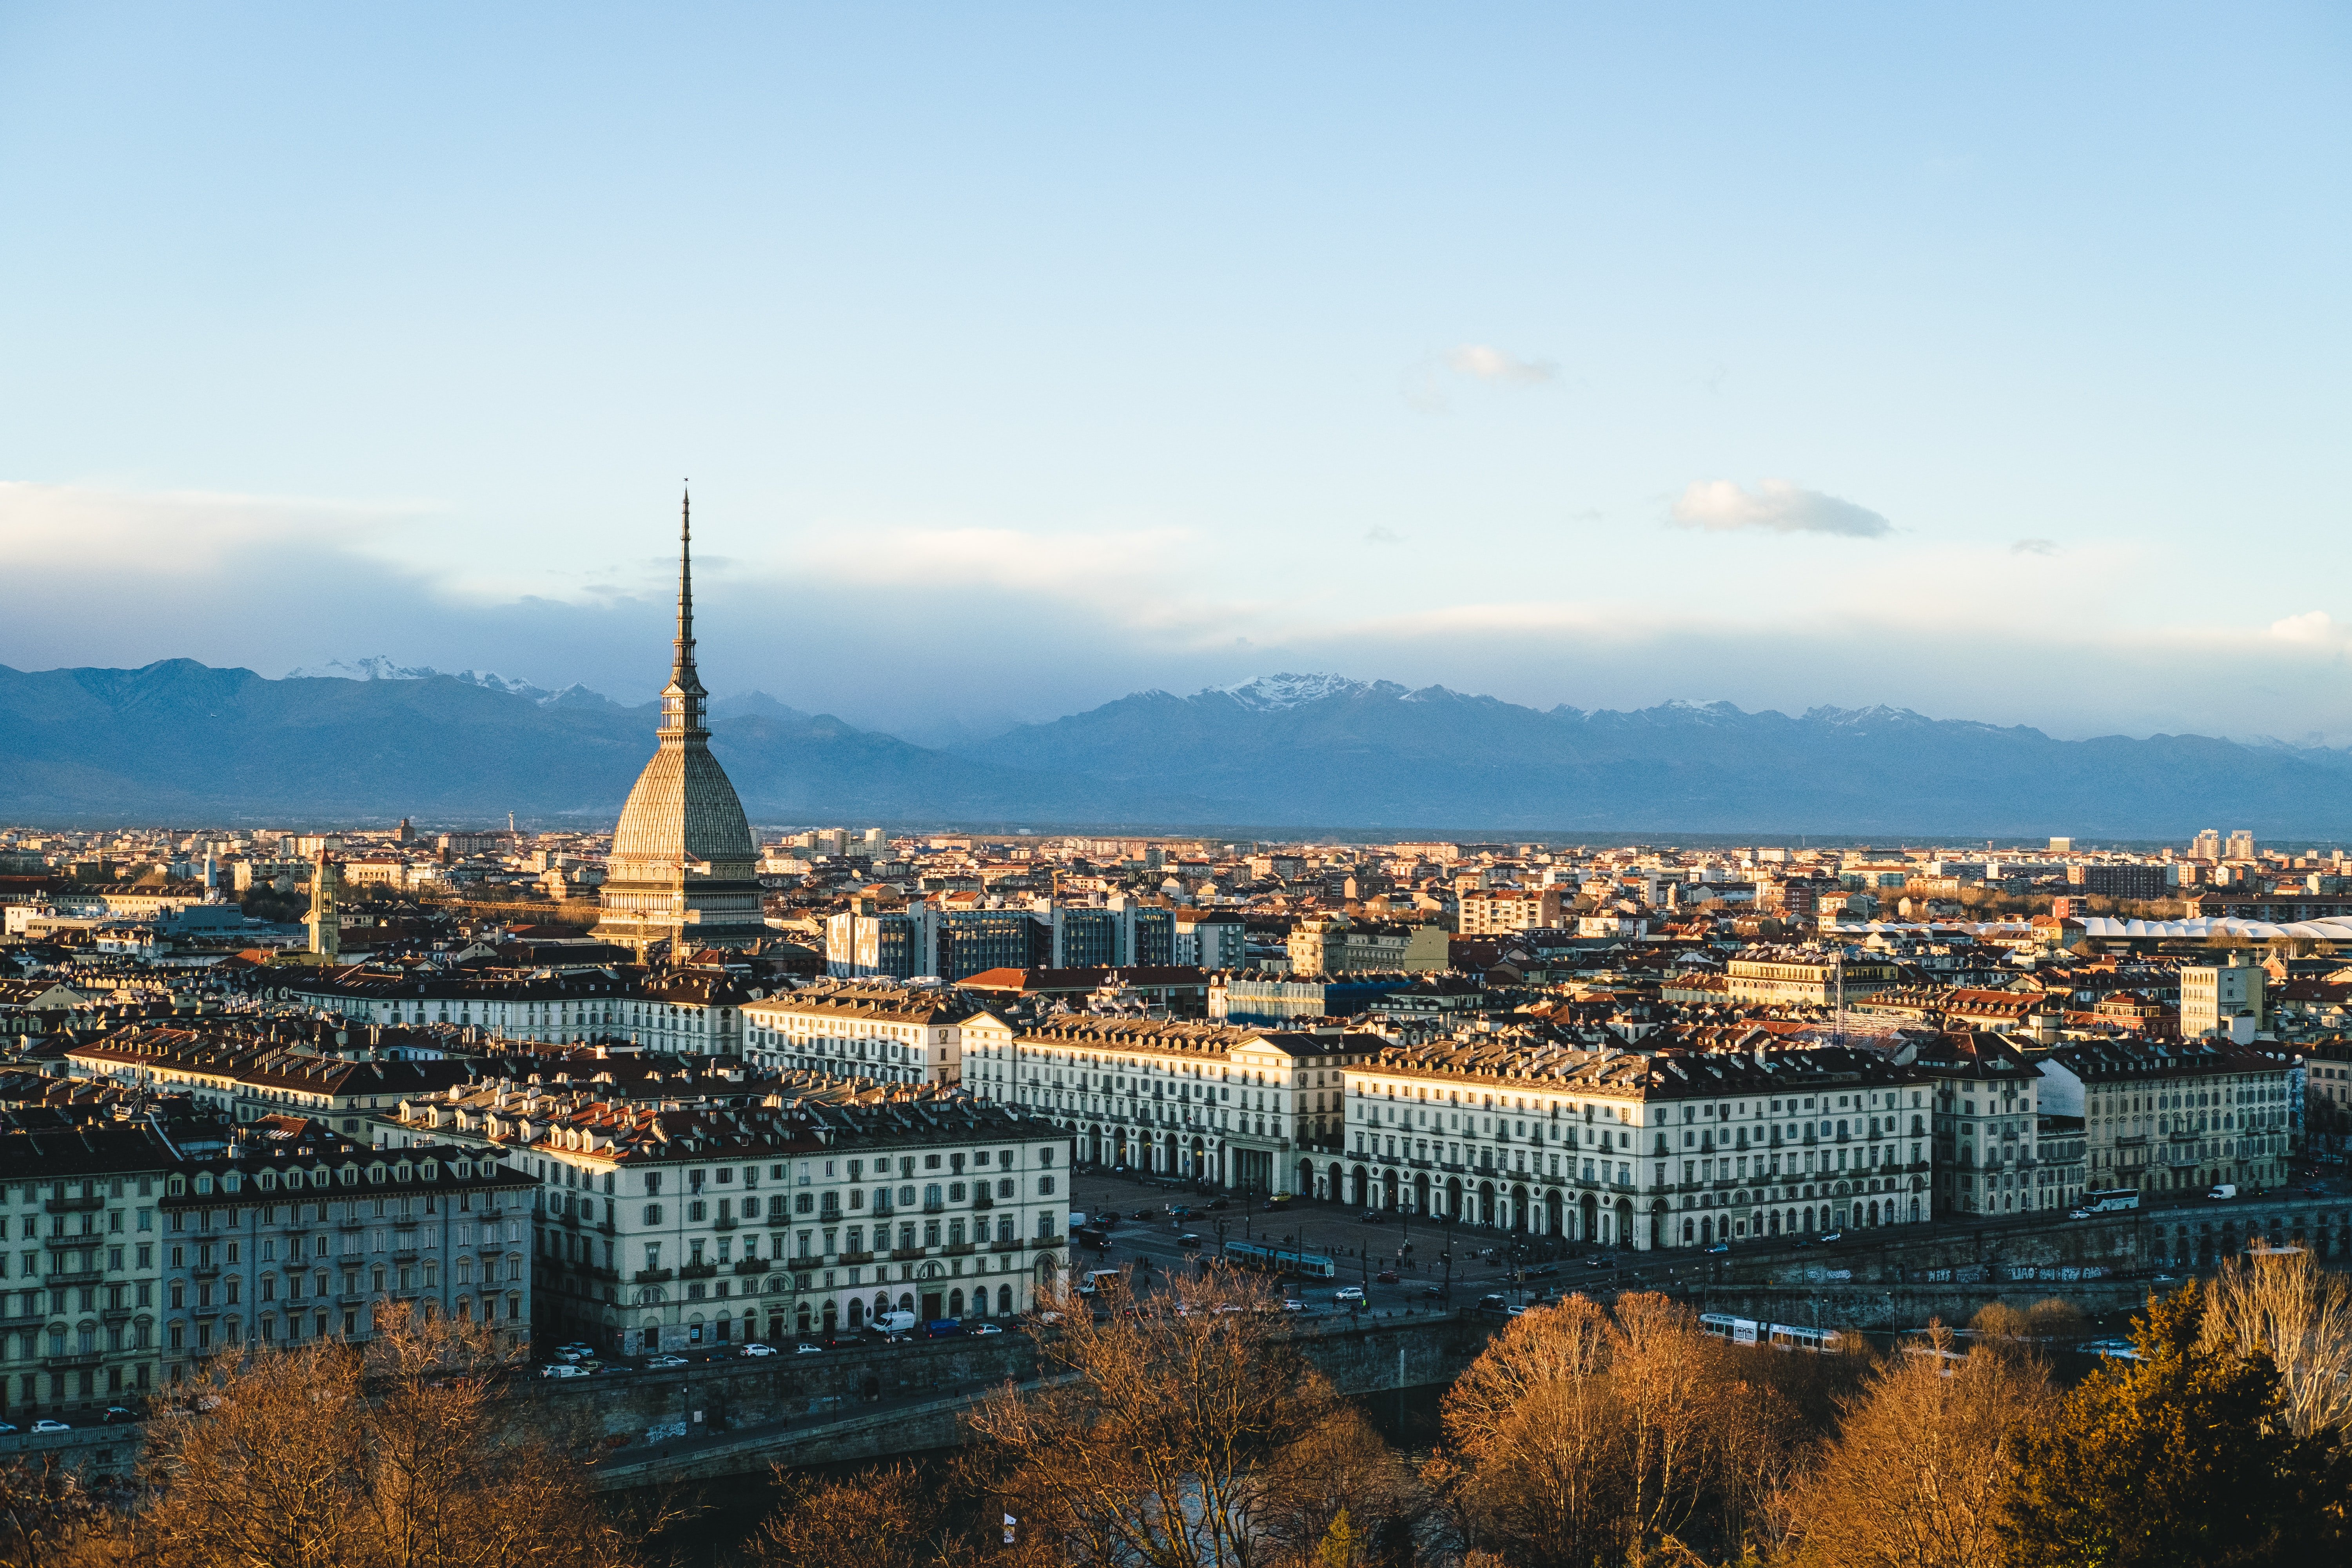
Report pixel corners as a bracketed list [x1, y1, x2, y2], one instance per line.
[1079, 1226, 1467, 1315]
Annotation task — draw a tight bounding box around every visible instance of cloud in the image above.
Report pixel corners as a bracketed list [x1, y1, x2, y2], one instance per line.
[1669, 479, 1893, 539]
[1364, 525, 1404, 544]
[2012, 537, 2058, 556]
[1445, 343, 1556, 385]
[2269, 611, 2352, 649]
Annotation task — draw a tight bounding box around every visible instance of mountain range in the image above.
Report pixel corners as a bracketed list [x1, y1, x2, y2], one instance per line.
[4, 662, 2350, 836]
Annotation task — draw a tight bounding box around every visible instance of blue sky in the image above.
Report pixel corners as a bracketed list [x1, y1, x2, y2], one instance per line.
[3, 4, 2348, 746]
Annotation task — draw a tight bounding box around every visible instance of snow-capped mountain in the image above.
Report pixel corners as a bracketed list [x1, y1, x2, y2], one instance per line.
[1213, 673, 1401, 711]
[287, 657, 578, 706]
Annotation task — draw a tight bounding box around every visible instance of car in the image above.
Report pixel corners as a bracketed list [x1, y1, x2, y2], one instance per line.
[30, 1420, 68, 1434]
[646, 1355, 688, 1370]
[2304, 1185, 2328, 1197]
[1209, 1198, 1230, 1210]
[0, 1423, 15, 1434]
[1421, 1285, 1445, 1300]
[553, 1348, 588, 1363]
[1177, 1232, 1204, 1247]
[965, 1322, 1005, 1337]
[1819, 1230, 1844, 1244]
[1529, 1263, 1559, 1278]
[740, 1342, 777, 1357]
[1477, 1293, 1510, 1312]
[1584, 1255, 1614, 1268]
[1281, 1299, 1306, 1312]
[1361, 1210, 1385, 1223]
[1705, 1243, 1730, 1254]
[554, 1341, 596, 1357]
[1131, 1209, 1152, 1221]
[2068, 1207, 2093, 1220]
[1374, 1269, 1400, 1284]
[1793, 1238, 1815, 1249]
[101, 1406, 136, 1425]
[539, 1363, 586, 1379]
[1336, 1285, 1366, 1303]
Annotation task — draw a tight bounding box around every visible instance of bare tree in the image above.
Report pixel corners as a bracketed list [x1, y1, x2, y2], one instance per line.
[0, 1455, 123, 1568]
[750, 1461, 979, 1568]
[138, 1317, 633, 1568]
[961, 1267, 1342, 1568]
[2200, 1249, 2352, 1438]
[1779, 1323, 2053, 1568]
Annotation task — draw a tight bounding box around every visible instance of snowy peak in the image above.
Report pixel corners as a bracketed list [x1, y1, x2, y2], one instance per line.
[1208, 672, 1383, 711]
[284, 657, 590, 708]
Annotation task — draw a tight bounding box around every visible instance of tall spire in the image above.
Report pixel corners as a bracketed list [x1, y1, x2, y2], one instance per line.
[675, 484, 696, 683]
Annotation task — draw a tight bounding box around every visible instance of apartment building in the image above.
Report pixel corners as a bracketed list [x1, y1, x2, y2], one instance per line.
[67, 1027, 475, 1138]
[1908, 1031, 2045, 1217]
[0, 1127, 171, 1420]
[740, 982, 975, 1085]
[1456, 889, 1565, 936]
[2180, 954, 2265, 1041]
[1723, 947, 1898, 1007]
[376, 1087, 1063, 1354]
[962, 1015, 1364, 1198]
[270, 967, 760, 1054]
[155, 1120, 537, 1386]
[1286, 914, 1448, 977]
[1343, 1042, 1933, 1252]
[2034, 1038, 2296, 1198]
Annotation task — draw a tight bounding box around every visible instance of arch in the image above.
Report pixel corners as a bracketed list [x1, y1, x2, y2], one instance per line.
[1699, 1216, 1712, 1245]
[1546, 1189, 1564, 1238]
[1381, 1169, 1399, 1210]
[997, 1284, 1013, 1316]
[1767, 1209, 1781, 1236]
[1298, 1158, 1316, 1198]
[1446, 1176, 1465, 1221]
[822, 1299, 838, 1333]
[1510, 1185, 1530, 1234]
[950, 1289, 965, 1318]
[1578, 1192, 1597, 1242]
[847, 1298, 866, 1328]
[1477, 1181, 1496, 1227]
[1615, 1198, 1633, 1249]
[1349, 1165, 1371, 1207]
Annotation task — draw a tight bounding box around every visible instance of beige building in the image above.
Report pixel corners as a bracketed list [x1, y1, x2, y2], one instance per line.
[2180, 954, 2265, 1041]
[1457, 888, 1564, 935]
[2035, 1038, 2293, 1198]
[741, 983, 976, 1087]
[962, 1015, 1365, 1198]
[1724, 947, 1897, 1007]
[1286, 913, 1448, 976]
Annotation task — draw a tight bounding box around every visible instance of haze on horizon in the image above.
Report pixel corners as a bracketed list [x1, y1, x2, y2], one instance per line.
[3, 4, 2348, 750]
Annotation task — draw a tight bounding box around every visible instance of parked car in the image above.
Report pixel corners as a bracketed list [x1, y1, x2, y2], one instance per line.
[965, 1322, 1005, 1337]
[1281, 1299, 1306, 1312]
[1374, 1269, 1400, 1284]
[793, 1343, 824, 1356]
[554, 1341, 596, 1358]
[646, 1355, 688, 1370]
[0, 1423, 15, 1434]
[30, 1420, 69, 1434]
[740, 1342, 778, 1357]
[1705, 1243, 1730, 1254]
[539, 1363, 586, 1379]
[1819, 1230, 1844, 1244]
[1477, 1293, 1510, 1312]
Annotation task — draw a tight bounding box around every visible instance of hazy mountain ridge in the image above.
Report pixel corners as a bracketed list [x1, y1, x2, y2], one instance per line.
[6, 661, 2351, 833]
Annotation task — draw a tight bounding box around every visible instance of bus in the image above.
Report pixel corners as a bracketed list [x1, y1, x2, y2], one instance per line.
[1700, 1314, 1843, 1354]
[1220, 1239, 1338, 1279]
[2074, 1188, 2140, 1216]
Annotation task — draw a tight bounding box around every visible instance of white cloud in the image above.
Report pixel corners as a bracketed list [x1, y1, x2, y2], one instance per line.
[2011, 537, 2058, 556]
[1445, 343, 1556, 385]
[2269, 611, 2352, 649]
[1669, 479, 1893, 539]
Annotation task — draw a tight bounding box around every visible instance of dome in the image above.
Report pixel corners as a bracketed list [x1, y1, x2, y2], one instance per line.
[610, 744, 755, 871]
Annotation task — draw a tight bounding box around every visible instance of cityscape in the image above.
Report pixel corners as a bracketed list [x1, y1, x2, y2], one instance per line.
[4, 7, 2347, 1568]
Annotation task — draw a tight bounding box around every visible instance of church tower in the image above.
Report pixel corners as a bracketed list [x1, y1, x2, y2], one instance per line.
[592, 491, 766, 961]
[307, 851, 341, 961]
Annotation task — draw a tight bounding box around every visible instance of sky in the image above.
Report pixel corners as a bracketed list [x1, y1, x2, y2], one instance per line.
[3, 4, 2349, 748]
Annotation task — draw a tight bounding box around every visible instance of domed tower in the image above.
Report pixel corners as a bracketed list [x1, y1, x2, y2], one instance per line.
[592, 491, 765, 960]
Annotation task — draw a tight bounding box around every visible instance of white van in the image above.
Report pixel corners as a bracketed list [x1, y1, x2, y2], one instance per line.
[2207, 1184, 2238, 1201]
[870, 1310, 918, 1337]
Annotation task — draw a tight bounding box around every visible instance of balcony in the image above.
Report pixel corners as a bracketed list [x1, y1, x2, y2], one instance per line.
[889, 1247, 928, 1261]
[712, 1216, 738, 1231]
[44, 1351, 103, 1370]
[633, 1267, 674, 1284]
[991, 1239, 1027, 1253]
[942, 1242, 976, 1256]
[46, 1270, 103, 1287]
[733, 1258, 770, 1276]
[45, 1195, 105, 1214]
[676, 1262, 719, 1281]
[836, 1250, 875, 1265]
[971, 1196, 994, 1210]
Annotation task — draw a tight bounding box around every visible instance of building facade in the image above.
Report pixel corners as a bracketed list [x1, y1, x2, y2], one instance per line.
[740, 983, 973, 1085]
[2034, 1038, 2295, 1198]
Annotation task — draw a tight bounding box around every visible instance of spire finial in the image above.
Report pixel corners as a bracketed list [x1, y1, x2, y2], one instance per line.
[675, 481, 695, 681]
